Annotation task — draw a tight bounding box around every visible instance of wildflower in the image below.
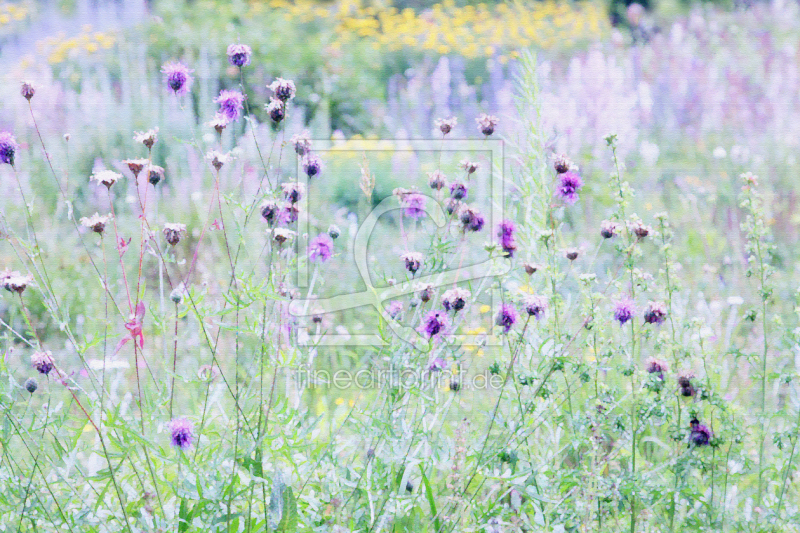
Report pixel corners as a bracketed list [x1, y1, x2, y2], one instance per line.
[279, 203, 299, 225]
[564, 247, 579, 261]
[169, 287, 183, 304]
[523, 262, 541, 275]
[309, 233, 334, 262]
[301, 153, 322, 178]
[24, 377, 37, 393]
[553, 153, 575, 174]
[327, 224, 341, 239]
[442, 288, 471, 312]
[204, 150, 231, 171]
[0, 132, 19, 165]
[741, 171, 758, 188]
[418, 283, 435, 303]
[133, 128, 158, 149]
[161, 62, 193, 96]
[419, 310, 449, 339]
[269, 77, 296, 102]
[266, 97, 285, 123]
[556, 171, 583, 205]
[115, 301, 146, 353]
[291, 132, 312, 157]
[449, 380, 461, 391]
[646, 358, 668, 380]
[613, 299, 635, 325]
[90, 170, 122, 188]
[163, 223, 187, 246]
[644, 301, 667, 325]
[400, 191, 426, 219]
[497, 219, 517, 257]
[260, 200, 280, 225]
[629, 219, 652, 239]
[678, 370, 696, 397]
[214, 90, 246, 122]
[281, 182, 305, 204]
[31, 351, 55, 375]
[458, 205, 485, 232]
[600, 220, 619, 239]
[689, 418, 712, 446]
[401, 251, 423, 274]
[449, 181, 468, 200]
[435, 116, 457, 135]
[226, 43, 252, 67]
[427, 357, 446, 372]
[460, 159, 479, 174]
[21, 81, 35, 101]
[2, 269, 33, 294]
[147, 165, 165, 186]
[207, 113, 229, 133]
[272, 228, 296, 245]
[523, 294, 548, 320]
[476, 113, 499, 136]
[168, 417, 194, 450]
[123, 158, 149, 178]
[495, 303, 518, 333]
[428, 170, 447, 191]
[445, 198, 462, 215]
[386, 300, 403, 319]
[80, 213, 113, 234]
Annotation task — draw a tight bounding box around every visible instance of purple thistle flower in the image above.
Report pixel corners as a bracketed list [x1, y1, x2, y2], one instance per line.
[419, 310, 449, 339]
[689, 418, 712, 447]
[427, 170, 447, 191]
[442, 288, 470, 312]
[459, 205, 484, 233]
[161, 62, 193, 96]
[600, 220, 619, 239]
[386, 300, 403, 319]
[302, 153, 322, 178]
[31, 351, 55, 375]
[226, 43, 252, 67]
[266, 97, 285, 123]
[523, 295, 548, 320]
[261, 200, 279, 225]
[427, 357, 446, 372]
[556, 171, 583, 205]
[644, 301, 668, 325]
[278, 203, 299, 225]
[678, 370, 696, 397]
[269, 77, 297, 102]
[476, 113, 499, 136]
[646, 357, 668, 380]
[309, 233, 334, 262]
[449, 181, 468, 200]
[495, 303, 518, 333]
[168, 417, 194, 450]
[401, 252, 424, 274]
[214, 90, 246, 122]
[497, 219, 517, 257]
[291, 131, 312, 156]
[613, 299, 635, 325]
[401, 192, 426, 220]
[0, 132, 19, 166]
[281, 182, 305, 204]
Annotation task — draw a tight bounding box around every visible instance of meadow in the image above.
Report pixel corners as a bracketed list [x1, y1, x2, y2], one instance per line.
[1, 0, 800, 531]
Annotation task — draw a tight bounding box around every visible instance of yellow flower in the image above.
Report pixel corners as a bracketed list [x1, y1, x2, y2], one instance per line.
[335, 397, 345, 405]
[479, 305, 491, 314]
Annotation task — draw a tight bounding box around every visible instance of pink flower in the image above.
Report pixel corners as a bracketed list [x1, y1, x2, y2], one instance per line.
[115, 301, 146, 354]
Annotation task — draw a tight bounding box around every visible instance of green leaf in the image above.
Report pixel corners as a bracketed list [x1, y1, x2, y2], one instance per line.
[419, 465, 440, 533]
[276, 487, 298, 532]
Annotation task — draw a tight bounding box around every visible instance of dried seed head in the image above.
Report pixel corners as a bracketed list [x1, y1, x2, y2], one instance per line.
[523, 262, 541, 275]
[80, 212, 113, 234]
[427, 170, 447, 191]
[133, 128, 159, 149]
[272, 228, 296, 245]
[327, 224, 341, 239]
[266, 97, 285, 123]
[2, 269, 34, 294]
[123, 158, 149, 178]
[260, 200, 279, 225]
[147, 165, 165, 186]
[460, 159, 479, 174]
[434, 116, 457, 135]
[552, 153, 575, 174]
[206, 150, 232, 171]
[400, 251, 424, 274]
[90, 169, 123, 188]
[564, 247, 579, 261]
[163, 222, 187, 246]
[281, 182, 305, 204]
